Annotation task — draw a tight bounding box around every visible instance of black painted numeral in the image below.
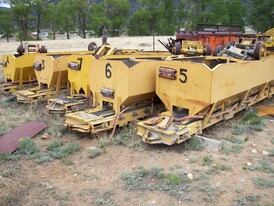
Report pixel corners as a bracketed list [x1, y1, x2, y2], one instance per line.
[77, 58, 83, 70]
[105, 63, 112, 79]
[179, 68, 187, 83]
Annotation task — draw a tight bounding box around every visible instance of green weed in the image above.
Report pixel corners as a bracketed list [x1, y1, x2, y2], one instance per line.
[219, 163, 232, 171]
[150, 166, 165, 178]
[248, 159, 274, 174]
[252, 176, 274, 188]
[88, 148, 103, 159]
[230, 137, 245, 144]
[268, 149, 274, 156]
[61, 157, 74, 166]
[233, 194, 260, 206]
[188, 156, 198, 163]
[113, 123, 146, 152]
[46, 139, 64, 151]
[203, 155, 213, 166]
[18, 138, 39, 155]
[35, 153, 54, 164]
[95, 189, 115, 206]
[0, 153, 20, 162]
[167, 174, 181, 185]
[241, 110, 265, 131]
[222, 144, 243, 154]
[182, 136, 204, 152]
[232, 125, 245, 135]
[0, 120, 12, 136]
[61, 142, 81, 156]
[1, 166, 21, 178]
[199, 183, 216, 198]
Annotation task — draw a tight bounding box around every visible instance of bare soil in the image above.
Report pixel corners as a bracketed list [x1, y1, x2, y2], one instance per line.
[0, 37, 273, 206]
[0, 34, 168, 57]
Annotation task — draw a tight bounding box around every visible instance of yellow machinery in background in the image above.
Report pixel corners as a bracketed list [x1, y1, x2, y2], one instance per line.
[16, 53, 72, 103]
[0, 44, 47, 93]
[15, 43, 102, 103]
[137, 56, 274, 145]
[46, 54, 95, 113]
[159, 39, 212, 56]
[65, 54, 170, 134]
[47, 45, 170, 114]
[257, 28, 274, 58]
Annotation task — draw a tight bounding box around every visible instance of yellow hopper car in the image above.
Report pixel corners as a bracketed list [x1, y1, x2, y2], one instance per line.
[137, 56, 274, 145]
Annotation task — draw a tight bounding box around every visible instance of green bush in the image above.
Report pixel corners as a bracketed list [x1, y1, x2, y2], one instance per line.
[18, 138, 39, 155]
[46, 139, 64, 151]
[253, 176, 274, 188]
[203, 155, 213, 166]
[88, 148, 102, 159]
[167, 174, 181, 185]
[61, 142, 81, 156]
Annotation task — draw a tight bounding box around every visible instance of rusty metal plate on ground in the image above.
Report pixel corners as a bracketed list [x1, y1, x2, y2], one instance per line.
[0, 121, 47, 154]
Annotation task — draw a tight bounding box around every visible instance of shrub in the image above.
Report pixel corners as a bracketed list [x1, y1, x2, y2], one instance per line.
[46, 139, 64, 151]
[167, 174, 181, 185]
[18, 138, 39, 155]
[88, 148, 103, 159]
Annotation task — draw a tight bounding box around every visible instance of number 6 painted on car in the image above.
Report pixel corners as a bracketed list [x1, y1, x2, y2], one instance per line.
[105, 63, 112, 79]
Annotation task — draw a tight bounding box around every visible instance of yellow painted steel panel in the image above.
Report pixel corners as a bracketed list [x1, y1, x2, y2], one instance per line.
[89, 59, 160, 111]
[1, 53, 37, 82]
[34, 54, 69, 89]
[68, 54, 95, 96]
[156, 58, 212, 115]
[211, 59, 274, 102]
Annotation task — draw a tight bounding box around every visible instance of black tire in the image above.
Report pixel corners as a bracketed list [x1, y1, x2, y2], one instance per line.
[39, 45, 47, 53]
[213, 45, 225, 56]
[88, 41, 97, 51]
[93, 46, 101, 55]
[175, 41, 181, 55]
[253, 43, 265, 60]
[204, 43, 212, 56]
[113, 50, 124, 55]
[17, 45, 25, 55]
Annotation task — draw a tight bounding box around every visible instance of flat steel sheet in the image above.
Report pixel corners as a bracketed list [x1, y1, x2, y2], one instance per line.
[0, 121, 47, 154]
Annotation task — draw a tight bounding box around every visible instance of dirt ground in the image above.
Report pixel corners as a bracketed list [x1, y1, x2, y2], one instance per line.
[0, 36, 273, 206]
[0, 34, 168, 57]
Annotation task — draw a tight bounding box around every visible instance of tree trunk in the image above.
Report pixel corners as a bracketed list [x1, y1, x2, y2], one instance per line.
[66, 26, 70, 39]
[23, 22, 28, 40]
[37, 14, 41, 40]
[51, 26, 56, 40]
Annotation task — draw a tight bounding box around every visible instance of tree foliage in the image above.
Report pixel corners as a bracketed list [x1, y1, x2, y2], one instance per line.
[0, 10, 14, 42]
[246, 0, 274, 32]
[0, 0, 272, 42]
[10, 0, 33, 41]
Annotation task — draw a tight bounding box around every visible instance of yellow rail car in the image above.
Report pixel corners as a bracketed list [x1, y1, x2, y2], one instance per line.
[46, 54, 95, 113]
[137, 56, 274, 145]
[0, 44, 46, 93]
[16, 53, 73, 103]
[65, 55, 169, 134]
[47, 46, 171, 114]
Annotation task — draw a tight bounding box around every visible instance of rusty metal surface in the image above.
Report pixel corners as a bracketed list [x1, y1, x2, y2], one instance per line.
[0, 121, 47, 154]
